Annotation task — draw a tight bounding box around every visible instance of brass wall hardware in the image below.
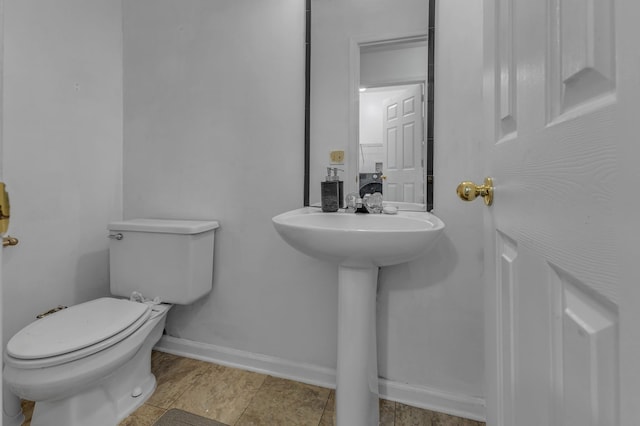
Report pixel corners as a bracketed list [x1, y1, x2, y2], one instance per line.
[3, 236, 19, 247]
[0, 182, 10, 235]
[456, 177, 494, 206]
[36, 305, 68, 319]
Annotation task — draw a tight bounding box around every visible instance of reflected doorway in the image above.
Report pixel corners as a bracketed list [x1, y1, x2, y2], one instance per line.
[357, 37, 428, 207]
[359, 83, 425, 203]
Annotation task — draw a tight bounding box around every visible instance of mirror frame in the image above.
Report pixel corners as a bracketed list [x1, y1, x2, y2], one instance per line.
[304, 0, 311, 206]
[304, 0, 435, 211]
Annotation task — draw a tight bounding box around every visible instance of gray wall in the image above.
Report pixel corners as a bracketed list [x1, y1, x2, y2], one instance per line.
[310, 0, 486, 403]
[122, 0, 334, 364]
[1, 0, 486, 419]
[2, 0, 123, 347]
[124, 0, 485, 415]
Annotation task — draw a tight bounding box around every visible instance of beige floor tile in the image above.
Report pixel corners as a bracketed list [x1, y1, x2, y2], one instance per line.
[235, 376, 330, 426]
[20, 400, 34, 426]
[318, 390, 335, 426]
[172, 363, 267, 425]
[396, 404, 486, 426]
[395, 402, 435, 425]
[118, 404, 166, 426]
[318, 391, 396, 426]
[379, 398, 396, 425]
[431, 410, 485, 426]
[459, 418, 485, 426]
[146, 352, 212, 409]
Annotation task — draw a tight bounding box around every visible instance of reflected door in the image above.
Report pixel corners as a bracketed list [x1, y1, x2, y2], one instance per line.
[382, 84, 424, 203]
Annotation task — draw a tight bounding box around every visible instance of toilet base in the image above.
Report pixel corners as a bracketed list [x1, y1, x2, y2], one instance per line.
[31, 373, 155, 426]
[23, 307, 168, 426]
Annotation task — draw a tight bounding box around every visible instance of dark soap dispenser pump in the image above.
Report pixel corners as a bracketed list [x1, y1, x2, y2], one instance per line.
[321, 167, 339, 212]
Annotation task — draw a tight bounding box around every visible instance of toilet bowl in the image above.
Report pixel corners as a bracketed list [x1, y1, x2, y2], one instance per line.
[3, 219, 219, 426]
[4, 298, 171, 426]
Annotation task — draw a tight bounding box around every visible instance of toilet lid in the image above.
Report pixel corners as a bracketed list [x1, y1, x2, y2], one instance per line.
[7, 297, 151, 360]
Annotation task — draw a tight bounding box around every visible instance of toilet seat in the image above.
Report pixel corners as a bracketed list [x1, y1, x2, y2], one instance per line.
[6, 298, 151, 369]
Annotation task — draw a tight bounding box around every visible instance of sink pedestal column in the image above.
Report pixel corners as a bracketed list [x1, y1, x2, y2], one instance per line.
[336, 265, 379, 426]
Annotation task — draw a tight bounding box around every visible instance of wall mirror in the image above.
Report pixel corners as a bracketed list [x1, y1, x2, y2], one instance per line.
[307, 0, 434, 211]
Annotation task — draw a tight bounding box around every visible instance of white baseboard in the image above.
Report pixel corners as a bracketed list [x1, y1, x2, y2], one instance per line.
[155, 335, 485, 422]
[155, 335, 336, 389]
[379, 379, 485, 422]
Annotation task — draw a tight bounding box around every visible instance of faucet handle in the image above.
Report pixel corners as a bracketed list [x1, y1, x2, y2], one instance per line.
[364, 192, 383, 214]
[345, 193, 362, 212]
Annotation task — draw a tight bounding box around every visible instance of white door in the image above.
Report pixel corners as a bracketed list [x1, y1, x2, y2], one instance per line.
[479, 0, 639, 425]
[0, 0, 4, 411]
[382, 84, 424, 203]
[615, 3, 640, 426]
[0, 152, 3, 421]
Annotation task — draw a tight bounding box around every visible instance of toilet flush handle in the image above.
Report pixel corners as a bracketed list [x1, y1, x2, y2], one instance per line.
[108, 233, 123, 240]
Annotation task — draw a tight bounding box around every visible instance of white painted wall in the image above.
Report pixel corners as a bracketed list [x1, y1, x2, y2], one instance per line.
[310, 0, 485, 404]
[429, 0, 485, 396]
[123, 0, 339, 367]
[125, 0, 485, 415]
[124, 0, 484, 415]
[0, 0, 486, 419]
[2, 0, 123, 347]
[360, 43, 427, 87]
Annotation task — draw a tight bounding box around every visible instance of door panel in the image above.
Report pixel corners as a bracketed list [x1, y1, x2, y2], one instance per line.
[615, 1, 640, 425]
[484, 0, 620, 424]
[382, 84, 424, 203]
[553, 0, 615, 116]
[549, 265, 618, 426]
[496, 231, 517, 426]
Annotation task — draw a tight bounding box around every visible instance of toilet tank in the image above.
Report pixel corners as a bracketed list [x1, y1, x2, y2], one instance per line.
[108, 219, 219, 304]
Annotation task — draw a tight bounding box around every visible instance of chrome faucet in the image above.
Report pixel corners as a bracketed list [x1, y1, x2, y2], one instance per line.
[364, 192, 383, 213]
[345, 192, 384, 213]
[345, 193, 362, 212]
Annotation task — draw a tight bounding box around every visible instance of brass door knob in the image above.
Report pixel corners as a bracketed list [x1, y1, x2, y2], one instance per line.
[456, 177, 494, 206]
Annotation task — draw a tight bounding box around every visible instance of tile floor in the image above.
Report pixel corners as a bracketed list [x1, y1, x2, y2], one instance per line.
[20, 351, 485, 426]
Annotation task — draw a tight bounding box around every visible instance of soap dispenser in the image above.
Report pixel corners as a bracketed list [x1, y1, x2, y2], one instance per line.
[332, 167, 344, 209]
[321, 167, 339, 212]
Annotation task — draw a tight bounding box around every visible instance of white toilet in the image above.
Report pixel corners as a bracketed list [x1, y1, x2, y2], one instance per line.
[3, 218, 219, 426]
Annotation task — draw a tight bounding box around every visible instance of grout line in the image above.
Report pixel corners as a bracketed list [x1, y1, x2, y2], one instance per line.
[391, 400, 397, 426]
[318, 390, 331, 426]
[148, 406, 167, 426]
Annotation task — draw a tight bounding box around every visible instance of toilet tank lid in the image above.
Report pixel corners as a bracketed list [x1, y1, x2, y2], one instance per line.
[108, 218, 220, 234]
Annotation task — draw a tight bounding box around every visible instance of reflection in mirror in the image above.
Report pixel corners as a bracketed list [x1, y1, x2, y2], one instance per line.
[308, 0, 433, 211]
[358, 38, 427, 205]
[359, 84, 424, 201]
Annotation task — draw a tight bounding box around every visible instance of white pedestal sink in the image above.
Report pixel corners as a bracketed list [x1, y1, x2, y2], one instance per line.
[272, 207, 445, 426]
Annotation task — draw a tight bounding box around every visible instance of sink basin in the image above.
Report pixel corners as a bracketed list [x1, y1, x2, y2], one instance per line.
[272, 207, 445, 425]
[272, 207, 445, 267]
